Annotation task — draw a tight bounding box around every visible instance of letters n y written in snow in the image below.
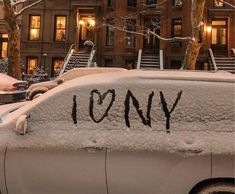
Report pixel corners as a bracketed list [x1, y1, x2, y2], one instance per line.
[72, 89, 183, 133]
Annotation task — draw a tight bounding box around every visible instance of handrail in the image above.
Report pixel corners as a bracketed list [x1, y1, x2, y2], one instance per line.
[137, 49, 142, 69]
[159, 49, 164, 70]
[58, 44, 75, 76]
[232, 48, 235, 56]
[209, 48, 218, 71]
[87, 45, 96, 68]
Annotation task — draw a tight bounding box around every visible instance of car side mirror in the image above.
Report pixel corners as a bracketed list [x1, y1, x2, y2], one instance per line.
[56, 78, 64, 85]
[15, 115, 28, 135]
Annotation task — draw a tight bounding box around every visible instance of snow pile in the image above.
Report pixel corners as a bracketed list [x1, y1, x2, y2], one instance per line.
[0, 70, 234, 154]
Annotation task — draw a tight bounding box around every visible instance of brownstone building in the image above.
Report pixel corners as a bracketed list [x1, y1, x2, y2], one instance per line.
[1, 0, 234, 76]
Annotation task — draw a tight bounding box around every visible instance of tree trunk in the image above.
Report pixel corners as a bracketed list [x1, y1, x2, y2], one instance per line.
[3, 0, 22, 80]
[182, 0, 206, 70]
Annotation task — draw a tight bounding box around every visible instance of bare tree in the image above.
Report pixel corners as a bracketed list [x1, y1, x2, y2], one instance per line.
[0, 0, 43, 79]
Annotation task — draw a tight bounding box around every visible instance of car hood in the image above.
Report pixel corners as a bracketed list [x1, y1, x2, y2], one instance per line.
[28, 79, 58, 90]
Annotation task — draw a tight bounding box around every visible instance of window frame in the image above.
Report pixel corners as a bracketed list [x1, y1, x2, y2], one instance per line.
[127, 0, 137, 7]
[107, 0, 115, 8]
[172, 18, 182, 37]
[54, 15, 67, 42]
[106, 18, 115, 47]
[0, 33, 8, 59]
[28, 15, 41, 41]
[146, 0, 157, 6]
[26, 57, 39, 75]
[125, 19, 136, 47]
[172, 0, 182, 7]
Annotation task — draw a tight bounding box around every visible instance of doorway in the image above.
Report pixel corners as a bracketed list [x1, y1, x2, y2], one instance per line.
[211, 19, 228, 56]
[143, 18, 160, 54]
[78, 16, 95, 50]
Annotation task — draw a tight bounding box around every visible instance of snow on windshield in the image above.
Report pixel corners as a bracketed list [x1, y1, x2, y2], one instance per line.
[0, 71, 234, 154]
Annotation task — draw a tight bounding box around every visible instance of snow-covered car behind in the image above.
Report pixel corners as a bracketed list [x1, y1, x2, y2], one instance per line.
[0, 70, 234, 194]
[0, 73, 28, 104]
[26, 67, 127, 100]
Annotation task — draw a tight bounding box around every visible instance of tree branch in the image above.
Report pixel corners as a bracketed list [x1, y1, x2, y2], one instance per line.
[217, 0, 235, 9]
[10, 0, 26, 6]
[15, 0, 43, 17]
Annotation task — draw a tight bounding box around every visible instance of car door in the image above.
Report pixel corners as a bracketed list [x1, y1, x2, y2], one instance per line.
[0, 147, 7, 194]
[106, 150, 211, 194]
[5, 147, 106, 194]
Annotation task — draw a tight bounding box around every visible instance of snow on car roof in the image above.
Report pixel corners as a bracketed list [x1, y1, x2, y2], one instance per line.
[0, 70, 234, 154]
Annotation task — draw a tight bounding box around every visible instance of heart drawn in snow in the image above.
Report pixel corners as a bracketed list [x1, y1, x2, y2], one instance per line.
[89, 89, 116, 123]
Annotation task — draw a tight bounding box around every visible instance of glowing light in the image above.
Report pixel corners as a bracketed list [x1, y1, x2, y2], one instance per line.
[88, 19, 95, 27]
[79, 20, 85, 25]
[206, 26, 212, 33]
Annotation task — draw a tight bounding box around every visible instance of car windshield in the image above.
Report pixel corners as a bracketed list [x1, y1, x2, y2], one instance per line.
[0, 102, 27, 124]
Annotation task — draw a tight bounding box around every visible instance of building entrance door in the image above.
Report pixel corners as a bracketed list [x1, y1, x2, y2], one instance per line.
[211, 19, 228, 56]
[78, 16, 95, 50]
[143, 18, 160, 54]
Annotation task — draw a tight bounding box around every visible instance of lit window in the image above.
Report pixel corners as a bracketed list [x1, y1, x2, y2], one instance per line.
[0, 34, 8, 58]
[172, 19, 182, 37]
[214, 0, 223, 7]
[126, 19, 136, 47]
[173, 0, 182, 7]
[52, 58, 64, 77]
[29, 16, 41, 41]
[27, 57, 38, 74]
[127, 0, 137, 7]
[106, 18, 115, 46]
[55, 16, 67, 41]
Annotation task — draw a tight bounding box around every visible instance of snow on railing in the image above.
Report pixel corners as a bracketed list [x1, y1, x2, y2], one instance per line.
[58, 44, 75, 76]
[232, 48, 235, 56]
[87, 45, 96, 68]
[160, 49, 164, 70]
[209, 48, 218, 71]
[137, 49, 142, 69]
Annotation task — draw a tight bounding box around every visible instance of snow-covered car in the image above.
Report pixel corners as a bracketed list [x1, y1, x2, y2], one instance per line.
[0, 70, 234, 194]
[0, 73, 28, 104]
[0, 102, 27, 124]
[26, 67, 127, 100]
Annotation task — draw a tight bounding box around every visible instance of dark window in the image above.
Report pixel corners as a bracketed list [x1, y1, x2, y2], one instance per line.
[52, 58, 64, 77]
[106, 18, 115, 46]
[107, 0, 115, 7]
[173, 0, 182, 6]
[105, 59, 113, 67]
[214, 0, 224, 7]
[55, 16, 67, 41]
[126, 19, 136, 47]
[0, 33, 8, 58]
[29, 15, 41, 41]
[146, 0, 156, 5]
[127, 0, 137, 7]
[172, 18, 182, 37]
[27, 57, 38, 74]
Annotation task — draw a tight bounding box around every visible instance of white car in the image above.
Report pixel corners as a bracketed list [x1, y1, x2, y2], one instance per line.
[26, 67, 127, 100]
[0, 70, 234, 194]
[0, 73, 28, 103]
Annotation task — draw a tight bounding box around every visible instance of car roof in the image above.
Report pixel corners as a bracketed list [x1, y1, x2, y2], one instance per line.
[0, 70, 234, 153]
[60, 67, 127, 81]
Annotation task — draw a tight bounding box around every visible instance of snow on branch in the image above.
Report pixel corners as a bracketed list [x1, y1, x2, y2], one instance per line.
[217, 0, 235, 8]
[103, 23, 192, 43]
[15, 0, 43, 17]
[10, 0, 27, 6]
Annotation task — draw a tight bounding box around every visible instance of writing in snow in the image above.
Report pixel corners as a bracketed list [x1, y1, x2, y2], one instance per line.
[72, 89, 183, 133]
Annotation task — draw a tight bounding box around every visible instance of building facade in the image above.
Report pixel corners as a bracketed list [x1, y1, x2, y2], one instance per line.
[0, 0, 234, 76]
